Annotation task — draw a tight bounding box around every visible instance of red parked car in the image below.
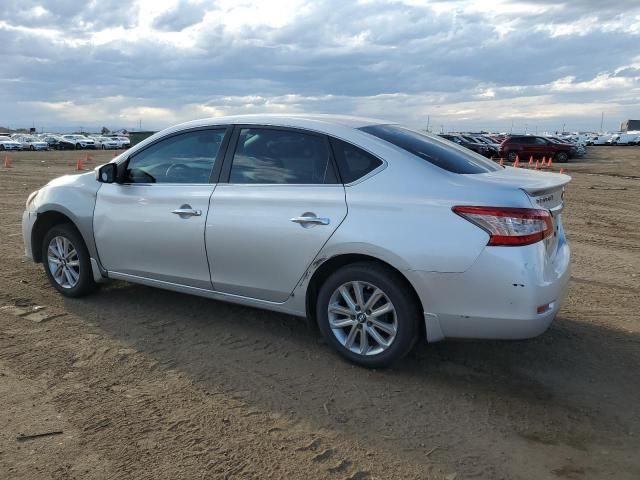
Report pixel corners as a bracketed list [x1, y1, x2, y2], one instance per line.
[499, 135, 575, 163]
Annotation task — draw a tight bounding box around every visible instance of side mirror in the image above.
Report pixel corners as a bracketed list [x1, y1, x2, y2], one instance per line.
[96, 163, 117, 183]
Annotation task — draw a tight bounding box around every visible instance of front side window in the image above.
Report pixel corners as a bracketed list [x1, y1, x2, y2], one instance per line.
[361, 125, 500, 174]
[125, 129, 225, 184]
[229, 128, 337, 184]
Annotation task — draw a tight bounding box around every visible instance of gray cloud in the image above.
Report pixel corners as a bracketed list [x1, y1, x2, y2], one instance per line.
[0, 0, 638, 132]
[153, 0, 209, 31]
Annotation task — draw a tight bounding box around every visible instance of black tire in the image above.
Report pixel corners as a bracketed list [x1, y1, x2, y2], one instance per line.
[30, 145, 35, 151]
[554, 151, 569, 163]
[0, 145, 4, 151]
[506, 151, 518, 162]
[316, 262, 420, 368]
[41, 223, 96, 297]
[102, 144, 106, 150]
[76, 143, 81, 150]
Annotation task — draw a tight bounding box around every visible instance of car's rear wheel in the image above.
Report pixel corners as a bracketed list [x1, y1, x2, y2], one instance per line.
[42, 224, 96, 297]
[506, 151, 518, 162]
[316, 262, 419, 368]
[554, 151, 569, 163]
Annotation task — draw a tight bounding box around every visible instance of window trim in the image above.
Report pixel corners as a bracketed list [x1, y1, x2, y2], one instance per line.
[116, 126, 232, 186]
[219, 125, 342, 186]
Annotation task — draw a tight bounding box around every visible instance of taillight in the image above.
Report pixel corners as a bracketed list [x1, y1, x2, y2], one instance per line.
[452, 206, 553, 246]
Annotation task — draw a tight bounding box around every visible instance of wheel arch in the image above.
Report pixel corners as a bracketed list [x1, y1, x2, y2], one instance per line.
[304, 253, 426, 339]
[31, 210, 83, 263]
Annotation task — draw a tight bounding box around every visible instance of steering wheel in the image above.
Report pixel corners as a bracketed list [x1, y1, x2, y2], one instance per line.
[165, 163, 190, 179]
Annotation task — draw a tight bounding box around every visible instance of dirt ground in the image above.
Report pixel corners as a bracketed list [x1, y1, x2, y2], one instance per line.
[0, 146, 638, 480]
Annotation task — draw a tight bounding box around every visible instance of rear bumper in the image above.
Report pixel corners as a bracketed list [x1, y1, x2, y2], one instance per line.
[411, 236, 571, 342]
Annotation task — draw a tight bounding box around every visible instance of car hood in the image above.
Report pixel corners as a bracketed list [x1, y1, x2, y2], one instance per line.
[466, 166, 571, 195]
[45, 171, 95, 188]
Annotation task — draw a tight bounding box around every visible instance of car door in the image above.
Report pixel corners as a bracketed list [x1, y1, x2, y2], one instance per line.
[93, 127, 229, 289]
[206, 126, 347, 303]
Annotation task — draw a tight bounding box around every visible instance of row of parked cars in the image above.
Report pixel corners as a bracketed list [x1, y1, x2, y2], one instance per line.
[438, 133, 585, 163]
[0, 133, 130, 151]
[584, 132, 640, 146]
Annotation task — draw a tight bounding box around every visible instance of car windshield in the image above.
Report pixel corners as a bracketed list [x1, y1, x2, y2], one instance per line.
[360, 124, 501, 174]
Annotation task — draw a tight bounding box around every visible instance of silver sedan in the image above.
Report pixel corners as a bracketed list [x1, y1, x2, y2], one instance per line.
[22, 115, 571, 367]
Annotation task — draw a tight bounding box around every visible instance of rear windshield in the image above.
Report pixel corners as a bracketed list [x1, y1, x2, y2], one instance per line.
[360, 124, 501, 174]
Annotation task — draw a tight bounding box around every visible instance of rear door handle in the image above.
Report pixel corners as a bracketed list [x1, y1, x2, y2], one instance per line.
[172, 204, 202, 218]
[291, 216, 330, 226]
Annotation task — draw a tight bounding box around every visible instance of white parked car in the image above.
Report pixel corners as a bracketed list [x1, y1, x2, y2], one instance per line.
[607, 133, 639, 145]
[0, 137, 23, 151]
[61, 135, 97, 149]
[13, 135, 49, 151]
[587, 134, 613, 145]
[109, 136, 130, 148]
[93, 137, 121, 149]
[22, 115, 571, 367]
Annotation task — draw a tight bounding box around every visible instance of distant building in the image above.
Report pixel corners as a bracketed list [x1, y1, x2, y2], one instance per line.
[620, 119, 640, 131]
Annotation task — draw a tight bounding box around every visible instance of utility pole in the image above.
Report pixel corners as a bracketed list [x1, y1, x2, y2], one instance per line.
[426, 115, 430, 133]
[600, 112, 604, 132]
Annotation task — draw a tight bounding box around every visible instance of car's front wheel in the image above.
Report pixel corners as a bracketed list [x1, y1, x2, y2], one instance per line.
[506, 151, 518, 162]
[42, 224, 96, 297]
[554, 151, 569, 163]
[316, 262, 420, 368]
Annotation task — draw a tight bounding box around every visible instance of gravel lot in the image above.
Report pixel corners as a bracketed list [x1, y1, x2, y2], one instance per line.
[1, 147, 639, 479]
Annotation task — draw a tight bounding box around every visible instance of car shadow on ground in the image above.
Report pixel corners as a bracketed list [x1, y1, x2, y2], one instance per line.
[63, 280, 640, 461]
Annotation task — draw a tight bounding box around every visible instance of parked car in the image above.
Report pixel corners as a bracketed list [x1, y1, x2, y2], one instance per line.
[12, 135, 49, 151]
[439, 134, 492, 157]
[22, 115, 571, 368]
[546, 137, 586, 158]
[93, 136, 121, 149]
[108, 136, 130, 148]
[460, 134, 500, 158]
[586, 134, 613, 145]
[42, 135, 77, 150]
[607, 133, 639, 145]
[0, 137, 23, 151]
[499, 135, 575, 162]
[61, 135, 97, 149]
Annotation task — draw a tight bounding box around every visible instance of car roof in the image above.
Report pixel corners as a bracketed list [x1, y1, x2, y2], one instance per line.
[166, 113, 390, 134]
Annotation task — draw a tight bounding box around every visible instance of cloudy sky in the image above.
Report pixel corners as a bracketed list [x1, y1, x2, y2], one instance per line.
[1, 0, 639, 133]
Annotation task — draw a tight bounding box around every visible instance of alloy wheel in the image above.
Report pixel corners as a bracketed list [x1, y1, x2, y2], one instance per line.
[327, 281, 398, 356]
[47, 236, 80, 289]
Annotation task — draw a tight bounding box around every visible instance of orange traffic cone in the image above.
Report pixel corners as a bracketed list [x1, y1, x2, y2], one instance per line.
[548, 157, 553, 169]
[3, 155, 12, 168]
[76, 158, 84, 171]
[499, 158, 504, 166]
[541, 156, 546, 168]
[535, 160, 540, 170]
[514, 156, 520, 168]
[528, 156, 533, 167]
[112, 151, 117, 157]
[560, 168, 566, 174]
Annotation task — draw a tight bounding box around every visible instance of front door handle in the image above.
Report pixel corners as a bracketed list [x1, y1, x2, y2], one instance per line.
[172, 204, 202, 218]
[291, 215, 330, 226]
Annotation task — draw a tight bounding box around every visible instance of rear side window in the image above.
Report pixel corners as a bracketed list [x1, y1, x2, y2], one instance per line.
[330, 138, 382, 183]
[360, 125, 500, 174]
[229, 128, 338, 184]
